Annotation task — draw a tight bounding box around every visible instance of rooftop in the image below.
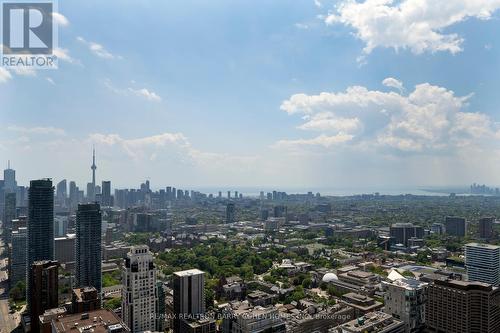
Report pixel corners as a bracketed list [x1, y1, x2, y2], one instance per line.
[435, 279, 496, 292]
[465, 243, 500, 250]
[51, 309, 129, 333]
[174, 268, 205, 277]
[340, 311, 404, 332]
[389, 278, 428, 290]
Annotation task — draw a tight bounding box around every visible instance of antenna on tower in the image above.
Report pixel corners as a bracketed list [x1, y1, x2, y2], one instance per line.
[7, 160, 10, 169]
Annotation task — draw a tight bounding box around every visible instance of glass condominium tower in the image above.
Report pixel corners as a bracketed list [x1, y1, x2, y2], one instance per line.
[27, 179, 54, 310]
[75, 203, 102, 294]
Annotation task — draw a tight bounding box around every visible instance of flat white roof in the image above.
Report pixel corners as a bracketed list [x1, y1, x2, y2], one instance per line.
[174, 268, 205, 277]
[466, 243, 500, 250]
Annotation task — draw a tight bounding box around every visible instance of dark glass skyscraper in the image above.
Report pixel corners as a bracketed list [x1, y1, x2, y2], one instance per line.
[445, 216, 466, 237]
[3, 191, 16, 243]
[56, 179, 67, 207]
[27, 179, 54, 310]
[3, 160, 17, 191]
[101, 181, 111, 207]
[75, 203, 102, 295]
[479, 217, 494, 239]
[226, 202, 235, 224]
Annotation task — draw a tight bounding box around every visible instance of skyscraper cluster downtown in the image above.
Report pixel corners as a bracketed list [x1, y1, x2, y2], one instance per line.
[1, 151, 500, 333]
[0, 152, 220, 333]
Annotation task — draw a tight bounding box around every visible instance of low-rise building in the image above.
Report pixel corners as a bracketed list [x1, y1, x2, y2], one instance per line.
[341, 292, 383, 317]
[222, 301, 285, 333]
[71, 287, 100, 314]
[51, 309, 130, 333]
[336, 311, 405, 333]
[247, 291, 277, 307]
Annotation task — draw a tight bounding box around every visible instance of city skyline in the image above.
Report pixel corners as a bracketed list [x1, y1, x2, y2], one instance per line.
[1, 1, 500, 189]
[3, 2, 500, 333]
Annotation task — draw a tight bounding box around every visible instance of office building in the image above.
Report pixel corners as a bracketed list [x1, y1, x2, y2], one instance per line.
[445, 216, 466, 237]
[75, 203, 102, 294]
[479, 217, 494, 239]
[430, 223, 444, 235]
[465, 243, 500, 286]
[122, 246, 157, 332]
[71, 287, 100, 314]
[173, 269, 209, 333]
[133, 213, 153, 232]
[27, 179, 54, 310]
[101, 181, 112, 207]
[383, 278, 427, 333]
[3, 191, 16, 242]
[56, 179, 67, 207]
[69, 181, 79, 209]
[9, 227, 27, 287]
[29, 260, 59, 333]
[273, 205, 287, 218]
[3, 160, 17, 191]
[426, 279, 500, 333]
[226, 202, 235, 224]
[389, 223, 424, 247]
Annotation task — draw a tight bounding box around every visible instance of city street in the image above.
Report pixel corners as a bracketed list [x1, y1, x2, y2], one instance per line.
[0, 238, 20, 333]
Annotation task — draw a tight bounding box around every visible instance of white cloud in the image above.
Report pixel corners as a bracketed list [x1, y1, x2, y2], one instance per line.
[90, 132, 188, 159]
[7, 125, 66, 136]
[279, 79, 496, 153]
[314, 0, 322, 8]
[46, 77, 55, 85]
[0, 68, 12, 83]
[77, 37, 117, 59]
[54, 47, 78, 64]
[325, 0, 500, 56]
[382, 77, 404, 92]
[52, 12, 69, 27]
[128, 88, 162, 102]
[298, 113, 361, 132]
[89, 132, 259, 173]
[274, 134, 354, 149]
[104, 79, 162, 102]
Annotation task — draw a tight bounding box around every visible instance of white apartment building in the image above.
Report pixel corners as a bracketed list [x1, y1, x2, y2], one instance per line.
[122, 245, 157, 333]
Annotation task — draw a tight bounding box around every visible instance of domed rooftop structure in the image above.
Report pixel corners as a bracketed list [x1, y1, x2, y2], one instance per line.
[322, 272, 339, 283]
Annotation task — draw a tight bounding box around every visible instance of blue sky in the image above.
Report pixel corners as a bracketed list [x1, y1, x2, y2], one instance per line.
[1, 0, 500, 191]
